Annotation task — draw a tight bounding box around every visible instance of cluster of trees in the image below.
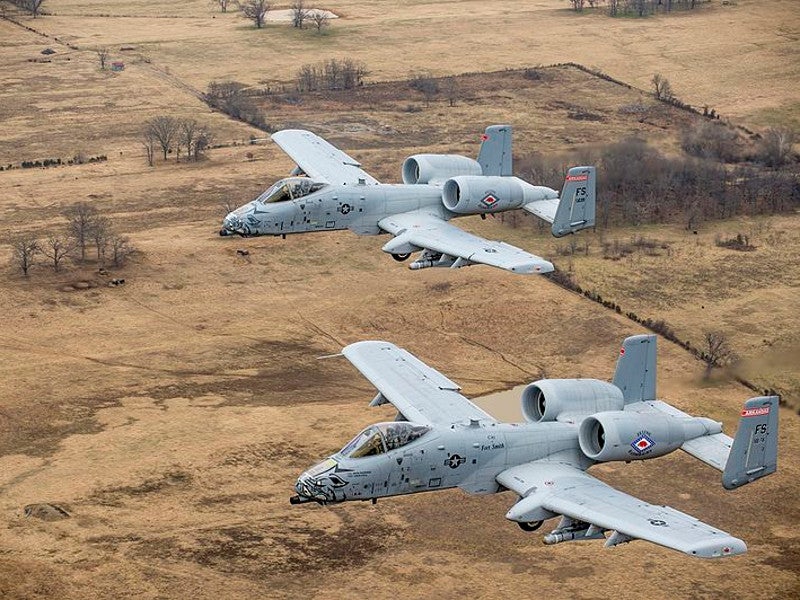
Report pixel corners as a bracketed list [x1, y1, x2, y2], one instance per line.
[407, 73, 459, 108]
[568, 0, 707, 16]
[295, 58, 367, 92]
[288, 1, 331, 32]
[515, 136, 798, 231]
[10, 203, 135, 277]
[141, 116, 213, 167]
[6, 0, 47, 18]
[219, 0, 330, 32]
[205, 81, 269, 130]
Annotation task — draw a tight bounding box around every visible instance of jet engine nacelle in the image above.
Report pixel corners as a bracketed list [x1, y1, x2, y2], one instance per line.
[521, 379, 624, 423]
[442, 176, 552, 215]
[401, 154, 482, 185]
[578, 411, 689, 462]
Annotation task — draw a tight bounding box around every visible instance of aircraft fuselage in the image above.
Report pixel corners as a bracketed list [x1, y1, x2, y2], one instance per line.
[292, 420, 589, 505]
[223, 183, 447, 238]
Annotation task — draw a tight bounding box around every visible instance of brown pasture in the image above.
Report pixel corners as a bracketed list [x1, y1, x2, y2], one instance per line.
[0, 1, 798, 599]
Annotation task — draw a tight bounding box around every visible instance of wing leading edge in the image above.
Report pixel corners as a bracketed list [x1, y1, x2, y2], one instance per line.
[497, 461, 746, 558]
[271, 129, 380, 186]
[379, 211, 554, 274]
[341, 341, 497, 426]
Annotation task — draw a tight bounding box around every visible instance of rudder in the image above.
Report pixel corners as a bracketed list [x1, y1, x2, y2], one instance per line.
[722, 396, 779, 490]
[477, 125, 512, 176]
[551, 166, 596, 237]
[612, 334, 657, 404]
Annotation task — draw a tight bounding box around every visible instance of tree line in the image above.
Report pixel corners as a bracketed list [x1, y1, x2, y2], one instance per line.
[203, 58, 367, 128]
[568, 0, 708, 17]
[515, 137, 798, 231]
[9, 203, 135, 277]
[296, 58, 367, 92]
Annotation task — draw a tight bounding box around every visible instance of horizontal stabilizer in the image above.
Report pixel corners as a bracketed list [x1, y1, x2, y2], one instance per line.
[522, 198, 560, 223]
[681, 432, 733, 472]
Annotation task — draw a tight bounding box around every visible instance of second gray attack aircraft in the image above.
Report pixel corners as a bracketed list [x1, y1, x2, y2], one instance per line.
[221, 125, 595, 274]
[291, 334, 778, 559]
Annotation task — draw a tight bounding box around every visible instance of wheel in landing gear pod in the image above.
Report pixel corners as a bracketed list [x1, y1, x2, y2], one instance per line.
[392, 253, 411, 262]
[518, 520, 543, 532]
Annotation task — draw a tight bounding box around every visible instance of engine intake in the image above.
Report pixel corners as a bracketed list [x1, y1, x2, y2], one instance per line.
[579, 411, 698, 462]
[401, 154, 482, 185]
[521, 379, 624, 423]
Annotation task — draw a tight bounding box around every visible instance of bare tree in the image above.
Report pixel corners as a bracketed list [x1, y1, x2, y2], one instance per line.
[96, 47, 109, 70]
[568, 0, 585, 11]
[178, 119, 198, 162]
[701, 332, 736, 379]
[237, 0, 271, 28]
[410, 72, 439, 107]
[194, 126, 214, 160]
[310, 10, 329, 33]
[146, 116, 178, 161]
[41, 235, 74, 272]
[443, 76, 458, 107]
[291, 1, 309, 28]
[109, 235, 135, 267]
[90, 216, 110, 262]
[211, 0, 232, 12]
[11, 236, 39, 276]
[64, 202, 99, 262]
[17, 0, 46, 18]
[142, 128, 156, 167]
[760, 127, 796, 167]
[651, 73, 673, 101]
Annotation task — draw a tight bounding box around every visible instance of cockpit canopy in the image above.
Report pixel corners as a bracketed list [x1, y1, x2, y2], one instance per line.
[339, 422, 431, 459]
[255, 177, 327, 204]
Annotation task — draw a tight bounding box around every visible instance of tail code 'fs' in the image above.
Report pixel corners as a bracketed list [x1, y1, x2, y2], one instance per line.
[477, 125, 512, 177]
[723, 396, 779, 489]
[612, 334, 657, 404]
[552, 166, 596, 237]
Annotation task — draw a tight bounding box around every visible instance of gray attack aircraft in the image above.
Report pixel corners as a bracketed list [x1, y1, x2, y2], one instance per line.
[291, 334, 778, 559]
[220, 125, 595, 274]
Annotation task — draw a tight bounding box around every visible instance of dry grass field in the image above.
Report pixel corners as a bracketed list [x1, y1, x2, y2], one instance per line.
[0, 0, 799, 598]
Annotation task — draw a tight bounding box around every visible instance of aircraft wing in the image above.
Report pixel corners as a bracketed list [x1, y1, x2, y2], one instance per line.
[497, 461, 746, 558]
[379, 211, 554, 274]
[271, 129, 380, 186]
[341, 340, 497, 426]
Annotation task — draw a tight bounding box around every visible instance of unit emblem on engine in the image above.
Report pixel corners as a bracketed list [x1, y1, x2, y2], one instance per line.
[480, 193, 499, 209]
[630, 432, 655, 455]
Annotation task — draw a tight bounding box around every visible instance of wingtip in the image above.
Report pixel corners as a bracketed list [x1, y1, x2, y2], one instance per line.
[512, 261, 554, 275]
[687, 537, 747, 559]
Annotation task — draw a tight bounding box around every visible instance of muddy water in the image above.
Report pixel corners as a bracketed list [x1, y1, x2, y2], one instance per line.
[472, 384, 526, 423]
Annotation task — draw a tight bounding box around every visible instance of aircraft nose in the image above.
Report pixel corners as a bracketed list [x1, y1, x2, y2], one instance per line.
[220, 213, 244, 236]
[290, 459, 339, 504]
[291, 473, 324, 504]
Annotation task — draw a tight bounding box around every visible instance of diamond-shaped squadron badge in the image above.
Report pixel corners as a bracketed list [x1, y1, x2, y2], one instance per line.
[630, 432, 655, 455]
[480, 193, 499, 209]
